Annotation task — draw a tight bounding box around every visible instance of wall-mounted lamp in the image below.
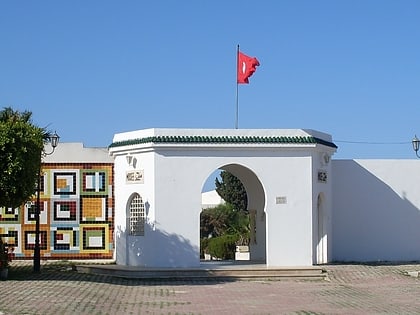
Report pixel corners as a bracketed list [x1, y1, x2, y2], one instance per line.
[49, 131, 60, 149]
[126, 154, 137, 168]
[126, 154, 133, 166]
[43, 131, 60, 156]
[412, 135, 420, 158]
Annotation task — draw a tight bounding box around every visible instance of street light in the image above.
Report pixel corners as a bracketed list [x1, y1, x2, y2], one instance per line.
[33, 131, 59, 273]
[412, 135, 420, 158]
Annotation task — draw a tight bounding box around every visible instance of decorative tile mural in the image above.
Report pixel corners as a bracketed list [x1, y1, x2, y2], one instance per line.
[0, 163, 114, 260]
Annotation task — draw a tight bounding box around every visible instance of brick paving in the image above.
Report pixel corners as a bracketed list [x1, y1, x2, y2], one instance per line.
[0, 261, 419, 314]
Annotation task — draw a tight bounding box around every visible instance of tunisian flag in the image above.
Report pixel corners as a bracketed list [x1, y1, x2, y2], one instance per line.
[237, 51, 260, 84]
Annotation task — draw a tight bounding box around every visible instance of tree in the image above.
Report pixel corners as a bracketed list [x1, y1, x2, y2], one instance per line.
[200, 204, 230, 239]
[200, 203, 250, 259]
[215, 171, 248, 212]
[0, 107, 45, 208]
[201, 171, 251, 259]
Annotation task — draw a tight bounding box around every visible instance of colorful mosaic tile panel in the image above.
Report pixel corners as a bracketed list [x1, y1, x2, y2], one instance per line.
[0, 207, 19, 223]
[51, 226, 79, 251]
[53, 200, 78, 222]
[24, 201, 48, 225]
[81, 170, 107, 194]
[54, 171, 78, 196]
[40, 170, 52, 197]
[80, 196, 107, 222]
[0, 225, 20, 251]
[0, 163, 114, 260]
[24, 230, 48, 250]
[80, 224, 109, 253]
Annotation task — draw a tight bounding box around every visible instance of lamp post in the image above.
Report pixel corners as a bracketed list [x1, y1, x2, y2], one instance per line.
[34, 131, 59, 273]
[412, 135, 420, 158]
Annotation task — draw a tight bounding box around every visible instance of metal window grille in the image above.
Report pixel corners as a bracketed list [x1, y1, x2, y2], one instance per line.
[129, 194, 145, 236]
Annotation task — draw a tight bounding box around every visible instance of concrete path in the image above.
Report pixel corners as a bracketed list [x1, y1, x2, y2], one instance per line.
[0, 261, 419, 314]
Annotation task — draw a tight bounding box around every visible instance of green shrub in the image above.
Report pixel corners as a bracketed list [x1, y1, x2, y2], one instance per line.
[207, 234, 239, 260]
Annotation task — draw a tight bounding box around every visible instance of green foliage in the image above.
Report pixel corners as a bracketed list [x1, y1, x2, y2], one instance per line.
[206, 234, 238, 260]
[201, 171, 252, 259]
[215, 171, 247, 212]
[200, 203, 233, 239]
[200, 203, 250, 259]
[0, 107, 45, 208]
[201, 203, 250, 239]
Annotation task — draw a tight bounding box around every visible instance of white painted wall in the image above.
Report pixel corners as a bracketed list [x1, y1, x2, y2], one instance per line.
[332, 159, 420, 262]
[261, 155, 313, 266]
[113, 150, 156, 266]
[312, 151, 334, 264]
[110, 128, 336, 268]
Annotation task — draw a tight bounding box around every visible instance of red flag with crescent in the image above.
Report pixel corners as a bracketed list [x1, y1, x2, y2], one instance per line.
[237, 51, 260, 84]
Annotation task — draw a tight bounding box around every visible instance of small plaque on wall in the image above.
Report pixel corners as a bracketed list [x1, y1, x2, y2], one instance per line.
[126, 170, 144, 184]
[276, 196, 287, 204]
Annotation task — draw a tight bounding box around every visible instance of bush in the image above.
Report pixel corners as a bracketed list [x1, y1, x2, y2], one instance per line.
[207, 234, 239, 260]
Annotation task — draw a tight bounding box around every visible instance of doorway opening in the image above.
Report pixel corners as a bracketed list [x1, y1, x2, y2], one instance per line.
[200, 163, 266, 263]
[316, 193, 328, 264]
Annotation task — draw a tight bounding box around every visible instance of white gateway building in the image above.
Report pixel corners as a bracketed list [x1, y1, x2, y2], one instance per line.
[109, 128, 337, 268]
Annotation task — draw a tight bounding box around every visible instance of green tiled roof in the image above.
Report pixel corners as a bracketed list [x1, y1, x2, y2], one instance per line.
[109, 135, 337, 149]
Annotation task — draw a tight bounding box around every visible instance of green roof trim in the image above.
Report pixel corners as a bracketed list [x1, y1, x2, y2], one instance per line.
[109, 135, 337, 149]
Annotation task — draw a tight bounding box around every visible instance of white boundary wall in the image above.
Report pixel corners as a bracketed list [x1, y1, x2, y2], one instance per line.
[332, 159, 420, 262]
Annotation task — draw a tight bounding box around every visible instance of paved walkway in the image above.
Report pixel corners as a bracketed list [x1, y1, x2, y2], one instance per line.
[0, 261, 419, 314]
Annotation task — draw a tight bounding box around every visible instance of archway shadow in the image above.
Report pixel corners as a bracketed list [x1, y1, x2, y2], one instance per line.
[117, 223, 201, 268]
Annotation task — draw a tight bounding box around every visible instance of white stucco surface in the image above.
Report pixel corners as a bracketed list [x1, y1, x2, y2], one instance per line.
[109, 128, 336, 268]
[332, 159, 420, 262]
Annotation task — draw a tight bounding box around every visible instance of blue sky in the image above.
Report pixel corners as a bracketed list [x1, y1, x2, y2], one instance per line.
[1, 1, 420, 159]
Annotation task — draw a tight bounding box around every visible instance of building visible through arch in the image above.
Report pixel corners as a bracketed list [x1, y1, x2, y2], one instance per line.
[109, 128, 337, 268]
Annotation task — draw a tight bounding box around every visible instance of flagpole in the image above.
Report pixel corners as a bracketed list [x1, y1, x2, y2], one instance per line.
[235, 44, 239, 129]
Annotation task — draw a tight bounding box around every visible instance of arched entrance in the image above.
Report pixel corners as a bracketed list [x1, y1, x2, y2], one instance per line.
[200, 164, 266, 262]
[220, 164, 266, 261]
[316, 193, 328, 264]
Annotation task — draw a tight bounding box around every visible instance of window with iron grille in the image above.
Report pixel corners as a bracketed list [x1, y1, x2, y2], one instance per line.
[129, 193, 145, 236]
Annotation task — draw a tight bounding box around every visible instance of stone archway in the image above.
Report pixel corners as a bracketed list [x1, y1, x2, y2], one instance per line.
[219, 164, 266, 261]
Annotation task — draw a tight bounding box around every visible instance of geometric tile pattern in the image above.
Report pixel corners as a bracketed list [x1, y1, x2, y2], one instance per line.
[0, 207, 19, 223]
[24, 201, 48, 225]
[0, 225, 21, 255]
[0, 163, 114, 260]
[51, 226, 79, 252]
[54, 171, 78, 196]
[80, 196, 107, 222]
[80, 224, 109, 253]
[24, 230, 48, 250]
[52, 200, 78, 222]
[81, 170, 107, 195]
